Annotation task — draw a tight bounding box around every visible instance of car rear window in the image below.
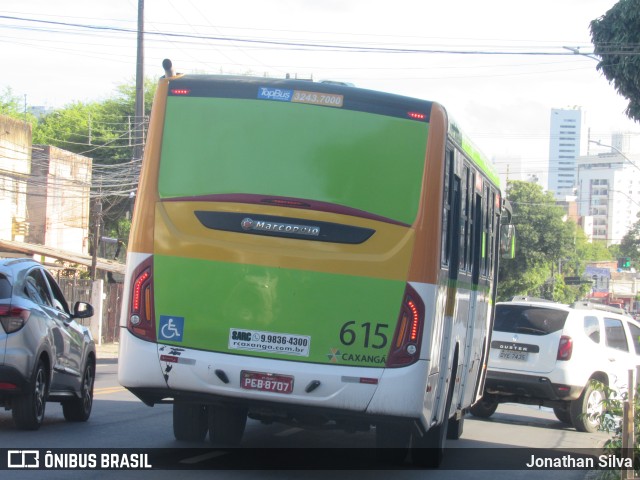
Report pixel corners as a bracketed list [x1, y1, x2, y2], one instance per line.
[494, 304, 569, 336]
[0, 274, 11, 300]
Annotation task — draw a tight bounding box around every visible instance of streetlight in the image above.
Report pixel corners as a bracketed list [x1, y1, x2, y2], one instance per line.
[588, 139, 640, 173]
[562, 46, 600, 61]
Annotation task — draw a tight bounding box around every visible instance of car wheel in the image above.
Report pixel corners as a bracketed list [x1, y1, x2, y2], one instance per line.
[208, 405, 247, 446]
[62, 359, 95, 422]
[553, 405, 572, 425]
[13, 359, 48, 430]
[469, 397, 498, 418]
[570, 383, 604, 433]
[173, 403, 208, 441]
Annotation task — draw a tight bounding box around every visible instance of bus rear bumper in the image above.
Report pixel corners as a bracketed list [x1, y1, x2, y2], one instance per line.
[118, 330, 430, 423]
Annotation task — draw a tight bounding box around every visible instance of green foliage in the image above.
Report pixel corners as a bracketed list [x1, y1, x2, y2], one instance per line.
[592, 380, 640, 479]
[0, 87, 22, 116]
[619, 212, 640, 268]
[590, 0, 640, 123]
[1, 87, 38, 126]
[30, 78, 157, 235]
[497, 181, 589, 302]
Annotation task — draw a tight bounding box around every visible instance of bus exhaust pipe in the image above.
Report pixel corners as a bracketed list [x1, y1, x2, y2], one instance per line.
[162, 59, 175, 78]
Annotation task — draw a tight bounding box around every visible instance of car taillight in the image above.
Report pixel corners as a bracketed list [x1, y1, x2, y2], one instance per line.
[557, 335, 573, 361]
[127, 258, 156, 342]
[0, 305, 30, 333]
[386, 285, 425, 368]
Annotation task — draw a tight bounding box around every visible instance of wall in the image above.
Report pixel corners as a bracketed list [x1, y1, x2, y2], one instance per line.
[27, 145, 92, 255]
[0, 115, 31, 242]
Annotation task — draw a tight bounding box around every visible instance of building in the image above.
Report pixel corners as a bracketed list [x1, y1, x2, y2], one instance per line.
[576, 134, 640, 246]
[26, 145, 92, 255]
[0, 115, 31, 242]
[0, 114, 92, 257]
[548, 108, 582, 196]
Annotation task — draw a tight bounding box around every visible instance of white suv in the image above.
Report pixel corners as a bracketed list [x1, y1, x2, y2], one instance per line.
[470, 297, 640, 432]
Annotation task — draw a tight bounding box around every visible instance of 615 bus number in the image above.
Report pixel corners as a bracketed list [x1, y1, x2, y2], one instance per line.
[339, 321, 388, 349]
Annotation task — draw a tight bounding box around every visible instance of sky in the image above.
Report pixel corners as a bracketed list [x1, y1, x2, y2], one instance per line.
[2, 0, 640, 187]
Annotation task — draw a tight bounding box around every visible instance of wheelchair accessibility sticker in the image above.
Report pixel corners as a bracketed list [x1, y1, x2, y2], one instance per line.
[159, 316, 184, 342]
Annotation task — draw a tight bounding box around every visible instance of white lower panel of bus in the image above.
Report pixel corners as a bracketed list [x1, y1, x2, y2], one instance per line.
[118, 329, 430, 419]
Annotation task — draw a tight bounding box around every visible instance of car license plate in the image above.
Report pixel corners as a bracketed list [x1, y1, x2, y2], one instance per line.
[499, 350, 528, 361]
[240, 370, 294, 394]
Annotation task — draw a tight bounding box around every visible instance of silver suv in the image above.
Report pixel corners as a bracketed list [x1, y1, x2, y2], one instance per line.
[0, 258, 96, 429]
[471, 297, 640, 432]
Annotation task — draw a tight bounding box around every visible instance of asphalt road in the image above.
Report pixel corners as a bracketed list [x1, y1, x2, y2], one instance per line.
[0, 356, 616, 480]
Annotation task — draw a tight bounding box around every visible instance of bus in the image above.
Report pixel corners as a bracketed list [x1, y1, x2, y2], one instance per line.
[118, 59, 514, 467]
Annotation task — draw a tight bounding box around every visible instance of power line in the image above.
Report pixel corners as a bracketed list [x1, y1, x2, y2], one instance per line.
[3, 14, 640, 57]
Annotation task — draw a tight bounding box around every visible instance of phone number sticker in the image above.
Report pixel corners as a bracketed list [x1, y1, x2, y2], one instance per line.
[229, 328, 311, 357]
[292, 90, 344, 108]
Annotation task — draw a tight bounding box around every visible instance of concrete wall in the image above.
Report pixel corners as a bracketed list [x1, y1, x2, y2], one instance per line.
[0, 115, 32, 242]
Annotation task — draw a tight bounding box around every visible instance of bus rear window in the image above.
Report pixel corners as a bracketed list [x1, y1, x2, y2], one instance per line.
[158, 97, 428, 226]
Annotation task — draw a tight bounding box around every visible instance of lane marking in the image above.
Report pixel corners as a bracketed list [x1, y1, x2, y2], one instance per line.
[94, 386, 127, 396]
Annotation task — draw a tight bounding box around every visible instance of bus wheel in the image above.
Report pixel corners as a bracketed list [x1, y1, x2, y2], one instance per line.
[446, 412, 464, 440]
[208, 405, 247, 446]
[469, 397, 498, 418]
[410, 421, 448, 468]
[173, 403, 208, 441]
[375, 422, 410, 465]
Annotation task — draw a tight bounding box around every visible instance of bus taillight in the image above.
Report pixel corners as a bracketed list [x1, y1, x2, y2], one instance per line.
[128, 257, 156, 342]
[407, 111, 426, 121]
[386, 285, 425, 368]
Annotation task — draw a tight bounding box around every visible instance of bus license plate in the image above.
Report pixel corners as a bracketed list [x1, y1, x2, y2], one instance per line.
[240, 371, 294, 394]
[499, 350, 528, 361]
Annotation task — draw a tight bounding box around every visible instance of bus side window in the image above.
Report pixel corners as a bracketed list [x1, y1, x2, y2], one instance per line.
[441, 148, 453, 267]
[472, 189, 483, 284]
[459, 163, 469, 272]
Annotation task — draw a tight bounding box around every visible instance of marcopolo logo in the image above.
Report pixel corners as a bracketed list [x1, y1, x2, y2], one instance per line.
[257, 87, 293, 102]
[241, 218, 320, 237]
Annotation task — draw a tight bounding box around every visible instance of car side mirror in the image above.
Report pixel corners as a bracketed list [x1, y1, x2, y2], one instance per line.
[73, 301, 94, 319]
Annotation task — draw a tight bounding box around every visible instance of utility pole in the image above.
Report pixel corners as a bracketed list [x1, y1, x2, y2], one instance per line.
[90, 196, 102, 281]
[133, 0, 145, 162]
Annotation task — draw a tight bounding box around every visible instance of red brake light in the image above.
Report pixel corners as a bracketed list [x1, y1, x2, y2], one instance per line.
[557, 335, 573, 361]
[0, 305, 30, 333]
[386, 285, 425, 368]
[171, 89, 191, 96]
[132, 271, 150, 312]
[128, 258, 156, 342]
[407, 111, 426, 121]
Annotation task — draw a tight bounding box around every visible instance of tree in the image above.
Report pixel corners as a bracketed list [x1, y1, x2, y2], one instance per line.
[619, 211, 640, 267]
[31, 78, 158, 235]
[0, 87, 22, 116]
[1, 87, 38, 126]
[590, 0, 640, 122]
[497, 181, 586, 302]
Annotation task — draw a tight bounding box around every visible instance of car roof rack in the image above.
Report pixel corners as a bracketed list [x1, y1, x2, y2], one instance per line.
[571, 301, 627, 315]
[510, 296, 556, 303]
